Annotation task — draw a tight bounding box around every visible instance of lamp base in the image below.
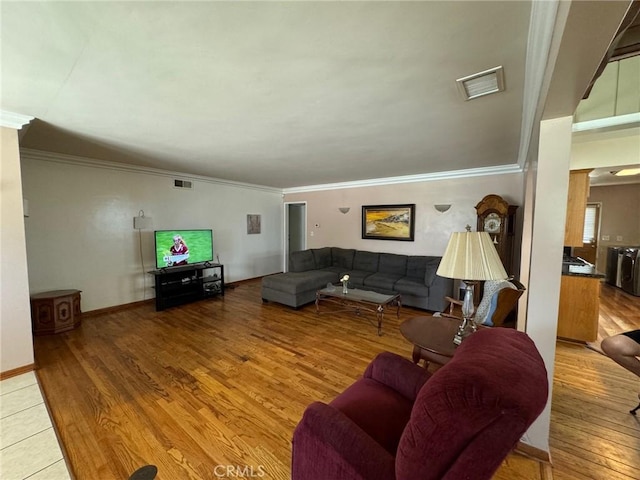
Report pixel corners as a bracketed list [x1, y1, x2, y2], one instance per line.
[453, 281, 478, 345]
[453, 317, 478, 345]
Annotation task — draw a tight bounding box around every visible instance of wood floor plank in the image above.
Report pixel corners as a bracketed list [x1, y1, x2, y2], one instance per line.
[33, 279, 640, 479]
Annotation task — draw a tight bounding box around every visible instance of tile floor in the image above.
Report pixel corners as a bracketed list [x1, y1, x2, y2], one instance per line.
[0, 372, 71, 480]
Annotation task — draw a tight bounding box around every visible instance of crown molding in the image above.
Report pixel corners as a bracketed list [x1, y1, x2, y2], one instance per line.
[19, 149, 282, 194]
[21, 148, 523, 195]
[0, 110, 34, 129]
[517, 0, 560, 168]
[283, 164, 523, 194]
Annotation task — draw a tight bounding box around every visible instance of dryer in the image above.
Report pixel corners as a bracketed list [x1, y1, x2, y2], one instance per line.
[606, 247, 623, 286]
[620, 247, 640, 296]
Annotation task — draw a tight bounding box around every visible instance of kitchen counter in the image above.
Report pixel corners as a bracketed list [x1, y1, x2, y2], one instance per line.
[561, 263, 606, 278]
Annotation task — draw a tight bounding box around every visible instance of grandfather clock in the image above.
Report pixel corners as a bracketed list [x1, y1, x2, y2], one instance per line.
[475, 194, 518, 276]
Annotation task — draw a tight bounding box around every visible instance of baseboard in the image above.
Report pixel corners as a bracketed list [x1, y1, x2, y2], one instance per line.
[82, 298, 154, 317]
[515, 441, 552, 464]
[0, 363, 35, 381]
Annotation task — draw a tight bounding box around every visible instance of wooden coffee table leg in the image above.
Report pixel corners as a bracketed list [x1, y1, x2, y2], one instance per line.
[411, 345, 421, 364]
[376, 305, 383, 336]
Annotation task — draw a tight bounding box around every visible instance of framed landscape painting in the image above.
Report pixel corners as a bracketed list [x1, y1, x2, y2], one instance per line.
[362, 204, 415, 241]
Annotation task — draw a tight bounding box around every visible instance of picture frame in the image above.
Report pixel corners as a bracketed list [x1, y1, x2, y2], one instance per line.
[247, 214, 261, 234]
[361, 204, 415, 241]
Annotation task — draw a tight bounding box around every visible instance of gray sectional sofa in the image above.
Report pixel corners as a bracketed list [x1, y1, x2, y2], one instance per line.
[261, 247, 453, 311]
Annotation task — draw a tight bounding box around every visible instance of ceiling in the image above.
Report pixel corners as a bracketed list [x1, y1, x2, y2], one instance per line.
[0, 1, 635, 190]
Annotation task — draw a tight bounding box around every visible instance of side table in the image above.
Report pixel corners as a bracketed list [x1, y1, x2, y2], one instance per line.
[399, 315, 461, 368]
[30, 289, 82, 335]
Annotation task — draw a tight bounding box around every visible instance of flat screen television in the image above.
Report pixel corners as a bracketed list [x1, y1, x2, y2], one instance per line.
[154, 229, 213, 269]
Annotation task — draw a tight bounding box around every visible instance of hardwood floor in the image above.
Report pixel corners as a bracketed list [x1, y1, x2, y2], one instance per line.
[551, 283, 640, 480]
[32, 280, 640, 479]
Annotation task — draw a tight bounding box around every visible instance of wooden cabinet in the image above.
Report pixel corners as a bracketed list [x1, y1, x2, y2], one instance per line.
[30, 289, 82, 335]
[557, 275, 600, 342]
[564, 169, 592, 247]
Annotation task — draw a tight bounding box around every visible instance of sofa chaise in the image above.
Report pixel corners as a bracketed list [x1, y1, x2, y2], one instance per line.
[261, 247, 453, 311]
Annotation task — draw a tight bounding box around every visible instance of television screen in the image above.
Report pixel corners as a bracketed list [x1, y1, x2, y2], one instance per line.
[154, 229, 213, 269]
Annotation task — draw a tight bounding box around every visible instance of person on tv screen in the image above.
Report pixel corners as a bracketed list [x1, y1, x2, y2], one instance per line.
[168, 234, 189, 266]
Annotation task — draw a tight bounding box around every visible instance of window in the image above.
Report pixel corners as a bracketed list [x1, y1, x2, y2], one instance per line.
[582, 204, 598, 244]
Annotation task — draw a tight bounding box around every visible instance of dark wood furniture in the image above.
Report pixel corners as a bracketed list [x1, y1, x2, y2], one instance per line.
[444, 278, 526, 328]
[30, 289, 82, 335]
[399, 315, 460, 368]
[315, 286, 401, 336]
[475, 194, 518, 276]
[149, 263, 224, 311]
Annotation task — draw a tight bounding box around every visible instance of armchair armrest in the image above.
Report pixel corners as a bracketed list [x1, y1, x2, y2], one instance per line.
[363, 352, 431, 402]
[444, 296, 462, 315]
[292, 402, 395, 480]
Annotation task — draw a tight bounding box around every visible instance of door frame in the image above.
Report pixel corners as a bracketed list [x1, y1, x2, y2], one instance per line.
[283, 201, 307, 272]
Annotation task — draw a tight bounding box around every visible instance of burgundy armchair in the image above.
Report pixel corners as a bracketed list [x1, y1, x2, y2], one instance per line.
[291, 328, 548, 480]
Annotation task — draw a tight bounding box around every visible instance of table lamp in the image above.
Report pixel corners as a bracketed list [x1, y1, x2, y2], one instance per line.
[437, 225, 508, 345]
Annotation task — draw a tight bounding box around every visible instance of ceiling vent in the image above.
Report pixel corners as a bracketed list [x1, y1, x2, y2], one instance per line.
[174, 179, 193, 189]
[456, 66, 505, 101]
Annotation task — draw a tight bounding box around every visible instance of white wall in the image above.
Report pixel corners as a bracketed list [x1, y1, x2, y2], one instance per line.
[1, 127, 35, 374]
[571, 126, 640, 169]
[21, 151, 284, 311]
[284, 172, 525, 259]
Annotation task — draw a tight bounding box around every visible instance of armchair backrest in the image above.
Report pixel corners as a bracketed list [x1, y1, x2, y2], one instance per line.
[473, 279, 526, 327]
[395, 328, 548, 480]
[489, 279, 525, 327]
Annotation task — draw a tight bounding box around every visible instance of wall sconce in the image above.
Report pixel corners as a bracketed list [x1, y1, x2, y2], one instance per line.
[133, 210, 152, 230]
[434, 204, 452, 213]
[338, 207, 350, 214]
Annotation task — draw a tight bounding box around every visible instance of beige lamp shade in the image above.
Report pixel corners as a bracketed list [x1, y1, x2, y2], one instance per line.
[436, 230, 507, 281]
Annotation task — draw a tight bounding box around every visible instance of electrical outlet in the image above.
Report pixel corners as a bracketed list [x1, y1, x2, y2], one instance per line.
[602, 235, 610, 241]
[617, 235, 623, 242]
[310, 231, 314, 237]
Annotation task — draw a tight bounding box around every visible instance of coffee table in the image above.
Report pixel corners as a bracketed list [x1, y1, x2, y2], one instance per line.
[399, 315, 462, 367]
[315, 285, 401, 335]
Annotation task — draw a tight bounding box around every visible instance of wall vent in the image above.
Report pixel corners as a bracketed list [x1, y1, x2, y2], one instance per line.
[173, 179, 193, 189]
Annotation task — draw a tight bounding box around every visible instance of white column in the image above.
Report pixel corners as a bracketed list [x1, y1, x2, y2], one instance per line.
[523, 115, 573, 452]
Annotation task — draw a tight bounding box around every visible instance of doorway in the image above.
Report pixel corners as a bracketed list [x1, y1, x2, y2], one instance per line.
[573, 202, 601, 265]
[284, 202, 306, 272]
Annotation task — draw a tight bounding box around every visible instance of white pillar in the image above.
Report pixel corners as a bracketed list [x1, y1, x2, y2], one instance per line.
[523, 115, 573, 452]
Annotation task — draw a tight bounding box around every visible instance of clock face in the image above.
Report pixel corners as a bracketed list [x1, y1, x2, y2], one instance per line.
[484, 213, 502, 233]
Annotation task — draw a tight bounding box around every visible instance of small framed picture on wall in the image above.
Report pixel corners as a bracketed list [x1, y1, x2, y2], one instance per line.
[247, 214, 261, 234]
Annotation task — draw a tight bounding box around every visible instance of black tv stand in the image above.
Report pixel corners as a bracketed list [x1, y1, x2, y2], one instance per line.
[149, 263, 224, 311]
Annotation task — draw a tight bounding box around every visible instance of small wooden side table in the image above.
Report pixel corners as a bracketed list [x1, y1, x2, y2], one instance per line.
[30, 289, 82, 335]
[399, 315, 461, 368]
